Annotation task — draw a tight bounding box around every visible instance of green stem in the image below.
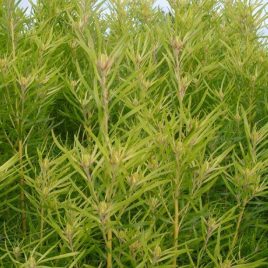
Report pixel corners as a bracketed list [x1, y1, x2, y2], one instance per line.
[40, 205, 44, 244]
[101, 75, 109, 138]
[173, 185, 179, 267]
[227, 202, 246, 258]
[106, 227, 112, 268]
[10, 17, 16, 59]
[19, 139, 26, 236]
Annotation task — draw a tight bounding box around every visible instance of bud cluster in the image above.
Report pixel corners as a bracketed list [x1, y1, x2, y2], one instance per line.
[26, 256, 37, 268]
[78, 15, 89, 31]
[234, 112, 241, 123]
[136, 53, 143, 67]
[148, 197, 159, 212]
[251, 128, 260, 145]
[206, 217, 219, 239]
[171, 36, 183, 57]
[110, 149, 123, 167]
[41, 158, 50, 174]
[129, 239, 141, 257]
[117, 230, 127, 243]
[178, 76, 190, 100]
[148, 156, 159, 170]
[19, 76, 31, 92]
[70, 79, 79, 89]
[152, 245, 162, 264]
[69, 40, 79, 50]
[97, 53, 113, 77]
[139, 74, 152, 91]
[13, 246, 21, 260]
[174, 141, 184, 156]
[81, 153, 93, 169]
[221, 259, 232, 268]
[98, 201, 110, 223]
[42, 186, 50, 199]
[127, 172, 140, 188]
[0, 58, 8, 70]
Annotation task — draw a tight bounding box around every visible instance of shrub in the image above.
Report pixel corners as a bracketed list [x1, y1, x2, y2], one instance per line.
[0, 0, 268, 267]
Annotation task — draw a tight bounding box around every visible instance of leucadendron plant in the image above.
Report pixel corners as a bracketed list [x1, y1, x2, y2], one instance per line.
[0, 0, 268, 267]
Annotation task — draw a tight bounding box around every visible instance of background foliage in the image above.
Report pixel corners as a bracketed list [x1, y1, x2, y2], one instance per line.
[0, 0, 268, 267]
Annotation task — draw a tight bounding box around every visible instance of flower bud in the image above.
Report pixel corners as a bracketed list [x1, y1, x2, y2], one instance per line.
[78, 15, 88, 31]
[41, 76, 49, 85]
[81, 153, 92, 169]
[148, 197, 159, 211]
[130, 240, 140, 257]
[148, 156, 159, 169]
[110, 150, 122, 167]
[13, 246, 21, 260]
[206, 217, 218, 235]
[132, 98, 139, 106]
[42, 186, 50, 199]
[118, 230, 126, 243]
[70, 40, 78, 49]
[127, 172, 140, 187]
[251, 129, 259, 145]
[26, 256, 36, 268]
[46, 198, 58, 210]
[71, 80, 79, 88]
[41, 158, 49, 172]
[234, 112, 241, 123]
[178, 76, 190, 100]
[171, 36, 183, 55]
[65, 223, 73, 246]
[19, 76, 31, 91]
[40, 43, 48, 52]
[97, 54, 112, 75]
[175, 141, 184, 155]
[156, 133, 167, 145]
[98, 201, 109, 223]
[141, 78, 152, 90]
[222, 259, 232, 268]
[136, 54, 142, 66]
[153, 245, 162, 263]
[0, 58, 8, 69]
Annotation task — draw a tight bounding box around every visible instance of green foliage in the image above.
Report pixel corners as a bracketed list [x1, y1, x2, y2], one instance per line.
[0, 0, 268, 267]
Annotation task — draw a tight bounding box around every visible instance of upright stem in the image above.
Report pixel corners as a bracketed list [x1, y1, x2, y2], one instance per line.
[18, 139, 26, 236]
[106, 226, 112, 268]
[97, 55, 113, 267]
[100, 70, 112, 268]
[7, 1, 16, 60]
[40, 205, 44, 243]
[10, 17, 16, 59]
[173, 184, 179, 267]
[101, 75, 109, 138]
[105, 173, 115, 268]
[97, 53, 111, 140]
[227, 202, 246, 258]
